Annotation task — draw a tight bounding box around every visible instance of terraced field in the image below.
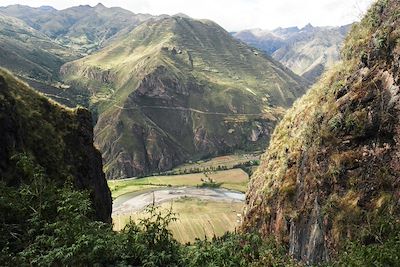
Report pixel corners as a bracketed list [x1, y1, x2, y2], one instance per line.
[172, 153, 261, 173]
[113, 197, 244, 244]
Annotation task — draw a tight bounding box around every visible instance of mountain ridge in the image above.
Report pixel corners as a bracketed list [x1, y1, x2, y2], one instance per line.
[0, 3, 158, 54]
[234, 23, 352, 83]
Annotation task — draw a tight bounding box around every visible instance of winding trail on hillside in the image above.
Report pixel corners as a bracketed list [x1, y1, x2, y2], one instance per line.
[113, 104, 265, 116]
[112, 187, 245, 216]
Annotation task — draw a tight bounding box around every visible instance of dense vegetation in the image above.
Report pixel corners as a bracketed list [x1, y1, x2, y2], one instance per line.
[1, 155, 398, 266]
[0, 68, 111, 222]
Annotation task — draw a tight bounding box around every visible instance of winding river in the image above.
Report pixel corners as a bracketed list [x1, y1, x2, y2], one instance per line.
[113, 187, 245, 216]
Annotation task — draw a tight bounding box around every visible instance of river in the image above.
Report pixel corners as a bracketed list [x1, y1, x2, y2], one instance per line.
[112, 186, 245, 216]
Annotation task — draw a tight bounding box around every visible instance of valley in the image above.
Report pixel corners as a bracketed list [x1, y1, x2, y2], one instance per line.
[61, 15, 308, 179]
[109, 168, 249, 198]
[0, 4, 310, 179]
[109, 154, 252, 242]
[1, 0, 399, 266]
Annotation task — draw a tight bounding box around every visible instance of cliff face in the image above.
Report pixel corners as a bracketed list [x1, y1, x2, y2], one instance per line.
[0, 68, 112, 222]
[243, 0, 400, 264]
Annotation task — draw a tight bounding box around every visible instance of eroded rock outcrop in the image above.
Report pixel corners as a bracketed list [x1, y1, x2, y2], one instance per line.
[243, 0, 400, 264]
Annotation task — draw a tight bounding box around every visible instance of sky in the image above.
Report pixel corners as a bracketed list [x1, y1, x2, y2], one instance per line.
[0, 0, 375, 31]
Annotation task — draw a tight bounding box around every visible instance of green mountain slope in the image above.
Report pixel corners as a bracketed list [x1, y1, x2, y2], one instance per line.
[234, 24, 351, 83]
[243, 0, 400, 264]
[0, 13, 89, 107]
[62, 16, 309, 179]
[0, 3, 155, 54]
[0, 68, 111, 222]
[0, 13, 77, 81]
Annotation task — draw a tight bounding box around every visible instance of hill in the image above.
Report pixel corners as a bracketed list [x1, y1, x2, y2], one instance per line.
[0, 68, 111, 222]
[0, 4, 163, 107]
[243, 0, 400, 264]
[0, 3, 156, 54]
[234, 24, 351, 83]
[0, 13, 77, 81]
[62, 16, 309, 179]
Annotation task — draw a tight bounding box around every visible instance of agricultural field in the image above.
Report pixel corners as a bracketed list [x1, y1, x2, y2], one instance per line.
[108, 168, 250, 199]
[113, 197, 244, 244]
[171, 153, 261, 173]
[109, 156, 254, 243]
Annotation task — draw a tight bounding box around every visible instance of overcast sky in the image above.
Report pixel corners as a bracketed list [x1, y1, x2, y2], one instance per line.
[0, 0, 375, 31]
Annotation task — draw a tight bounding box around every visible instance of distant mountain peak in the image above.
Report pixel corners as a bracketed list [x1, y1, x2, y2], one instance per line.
[94, 3, 106, 9]
[173, 13, 191, 18]
[38, 5, 56, 11]
[302, 23, 314, 30]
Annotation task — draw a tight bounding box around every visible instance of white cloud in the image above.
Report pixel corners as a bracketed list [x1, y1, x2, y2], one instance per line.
[0, 0, 375, 31]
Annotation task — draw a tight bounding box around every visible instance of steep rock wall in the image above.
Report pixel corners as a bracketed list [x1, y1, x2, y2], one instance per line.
[243, 0, 400, 264]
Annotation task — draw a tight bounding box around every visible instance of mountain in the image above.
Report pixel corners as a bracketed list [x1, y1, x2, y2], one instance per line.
[0, 68, 111, 222]
[0, 13, 77, 81]
[234, 28, 285, 55]
[234, 24, 351, 83]
[0, 3, 155, 54]
[62, 16, 309, 179]
[0, 13, 88, 107]
[243, 0, 400, 264]
[0, 4, 163, 108]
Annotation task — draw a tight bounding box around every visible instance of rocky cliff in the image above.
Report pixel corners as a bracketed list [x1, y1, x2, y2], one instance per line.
[243, 0, 400, 264]
[62, 16, 309, 179]
[0, 68, 112, 222]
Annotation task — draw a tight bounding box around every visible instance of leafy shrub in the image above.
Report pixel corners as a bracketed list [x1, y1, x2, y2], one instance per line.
[182, 233, 298, 267]
[329, 215, 400, 267]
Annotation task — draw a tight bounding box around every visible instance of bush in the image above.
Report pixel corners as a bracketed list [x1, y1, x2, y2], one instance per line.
[329, 214, 400, 266]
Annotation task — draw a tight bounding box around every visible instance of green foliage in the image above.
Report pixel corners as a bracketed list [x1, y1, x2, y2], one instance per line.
[328, 215, 400, 267]
[199, 180, 222, 189]
[119, 205, 181, 266]
[1, 153, 399, 266]
[183, 233, 297, 267]
[0, 155, 180, 266]
[233, 160, 260, 176]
